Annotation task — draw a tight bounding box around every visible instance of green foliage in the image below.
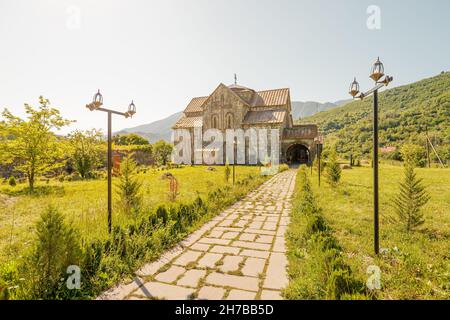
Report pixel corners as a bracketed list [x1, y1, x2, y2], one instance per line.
[300, 72, 450, 163]
[116, 155, 143, 219]
[0, 97, 72, 191]
[152, 140, 173, 166]
[0, 261, 20, 300]
[113, 133, 149, 146]
[24, 206, 82, 299]
[0, 166, 267, 299]
[325, 147, 341, 187]
[392, 161, 430, 232]
[8, 176, 16, 187]
[284, 167, 367, 300]
[68, 129, 105, 179]
[400, 143, 426, 167]
[278, 164, 289, 172]
[294, 164, 449, 299]
[224, 161, 231, 183]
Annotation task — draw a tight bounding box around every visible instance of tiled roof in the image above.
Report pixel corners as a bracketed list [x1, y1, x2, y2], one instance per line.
[251, 88, 289, 107]
[184, 96, 208, 113]
[182, 87, 290, 114]
[173, 116, 203, 129]
[243, 110, 286, 124]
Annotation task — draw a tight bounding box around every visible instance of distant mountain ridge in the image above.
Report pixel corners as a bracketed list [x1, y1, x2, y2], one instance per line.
[117, 100, 350, 143]
[292, 100, 350, 119]
[116, 111, 183, 143]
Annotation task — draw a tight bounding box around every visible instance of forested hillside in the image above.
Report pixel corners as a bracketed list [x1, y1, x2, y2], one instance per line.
[299, 72, 450, 162]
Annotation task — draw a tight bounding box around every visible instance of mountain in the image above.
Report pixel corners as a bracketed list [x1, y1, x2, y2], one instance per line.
[117, 100, 348, 143]
[292, 100, 350, 119]
[116, 111, 183, 143]
[298, 71, 450, 159]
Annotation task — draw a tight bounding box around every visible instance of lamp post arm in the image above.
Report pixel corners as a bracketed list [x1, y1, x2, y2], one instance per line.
[356, 76, 393, 100]
[362, 83, 385, 98]
[97, 107, 129, 117]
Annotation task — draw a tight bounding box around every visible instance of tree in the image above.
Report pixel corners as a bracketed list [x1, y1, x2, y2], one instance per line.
[400, 143, 426, 167]
[0, 97, 72, 191]
[26, 206, 81, 299]
[325, 147, 341, 187]
[153, 140, 173, 166]
[392, 150, 430, 232]
[113, 133, 149, 146]
[116, 154, 142, 219]
[68, 129, 104, 179]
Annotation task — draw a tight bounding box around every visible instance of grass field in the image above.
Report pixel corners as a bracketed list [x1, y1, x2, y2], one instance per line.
[0, 165, 261, 265]
[308, 163, 449, 299]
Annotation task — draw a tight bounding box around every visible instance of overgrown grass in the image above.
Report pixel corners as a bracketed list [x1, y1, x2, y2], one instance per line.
[284, 167, 367, 300]
[0, 165, 269, 299]
[0, 166, 260, 265]
[307, 163, 449, 299]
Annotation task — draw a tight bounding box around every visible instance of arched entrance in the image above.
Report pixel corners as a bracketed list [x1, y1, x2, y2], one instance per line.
[286, 144, 310, 165]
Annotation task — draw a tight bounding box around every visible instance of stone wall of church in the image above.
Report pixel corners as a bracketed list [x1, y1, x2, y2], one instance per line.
[203, 85, 248, 131]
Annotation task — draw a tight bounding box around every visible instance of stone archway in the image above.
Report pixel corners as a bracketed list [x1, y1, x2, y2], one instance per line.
[286, 144, 310, 165]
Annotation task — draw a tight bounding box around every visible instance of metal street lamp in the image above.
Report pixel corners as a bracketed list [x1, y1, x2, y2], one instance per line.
[348, 57, 393, 255]
[232, 140, 236, 185]
[314, 135, 323, 187]
[86, 90, 136, 233]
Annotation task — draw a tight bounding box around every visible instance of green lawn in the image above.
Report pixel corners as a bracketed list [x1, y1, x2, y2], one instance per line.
[309, 164, 449, 299]
[0, 165, 261, 265]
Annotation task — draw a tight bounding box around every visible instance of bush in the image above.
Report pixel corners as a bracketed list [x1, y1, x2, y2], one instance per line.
[0, 262, 20, 300]
[24, 206, 82, 299]
[400, 143, 426, 167]
[325, 148, 341, 187]
[8, 176, 16, 187]
[116, 155, 142, 219]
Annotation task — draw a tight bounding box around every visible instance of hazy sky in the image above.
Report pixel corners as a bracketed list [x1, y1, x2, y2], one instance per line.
[0, 0, 449, 134]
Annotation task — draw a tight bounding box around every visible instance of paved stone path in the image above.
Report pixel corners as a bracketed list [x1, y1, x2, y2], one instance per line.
[98, 170, 296, 300]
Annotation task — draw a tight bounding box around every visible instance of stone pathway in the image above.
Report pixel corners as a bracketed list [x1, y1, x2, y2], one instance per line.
[98, 170, 296, 300]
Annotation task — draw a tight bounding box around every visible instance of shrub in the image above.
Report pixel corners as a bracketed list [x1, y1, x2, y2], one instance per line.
[278, 164, 289, 172]
[0, 262, 20, 300]
[304, 214, 329, 239]
[8, 176, 16, 187]
[116, 155, 143, 219]
[153, 140, 173, 166]
[400, 143, 426, 167]
[24, 206, 82, 299]
[326, 269, 364, 300]
[325, 148, 341, 187]
[156, 205, 169, 225]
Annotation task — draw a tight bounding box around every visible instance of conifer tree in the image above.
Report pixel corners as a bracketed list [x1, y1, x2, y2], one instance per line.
[116, 154, 142, 220]
[392, 160, 430, 232]
[326, 147, 341, 187]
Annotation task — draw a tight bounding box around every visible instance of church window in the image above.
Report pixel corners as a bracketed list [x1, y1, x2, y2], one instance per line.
[212, 115, 219, 129]
[226, 113, 233, 129]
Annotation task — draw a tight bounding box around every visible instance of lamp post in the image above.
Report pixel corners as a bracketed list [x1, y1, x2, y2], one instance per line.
[348, 57, 393, 255]
[86, 90, 136, 234]
[314, 135, 323, 187]
[232, 140, 236, 185]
